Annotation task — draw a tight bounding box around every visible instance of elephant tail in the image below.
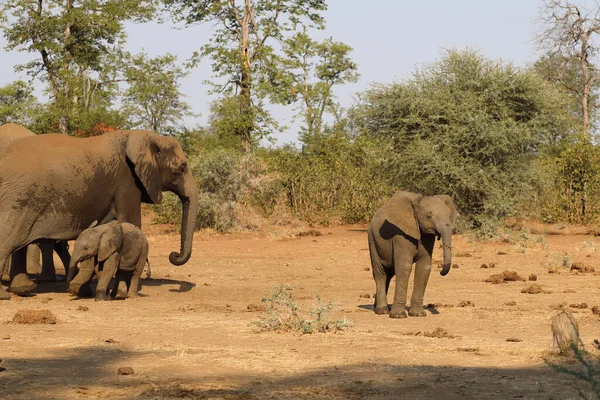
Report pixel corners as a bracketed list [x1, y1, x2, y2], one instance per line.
[145, 258, 151, 279]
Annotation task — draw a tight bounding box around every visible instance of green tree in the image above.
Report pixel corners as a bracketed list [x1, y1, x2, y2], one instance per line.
[279, 30, 359, 139]
[122, 53, 192, 134]
[351, 48, 577, 231]
[0, 80, 40, 125]
[164, 0, 327, 151]
[1, 0, 157, 133]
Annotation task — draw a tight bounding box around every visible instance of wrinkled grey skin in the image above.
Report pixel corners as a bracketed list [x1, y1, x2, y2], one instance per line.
[0, 129, 198, 300]
[368, 191, 458, 319]
[0, 123, 70, 288]
[68, 221, 149, 301]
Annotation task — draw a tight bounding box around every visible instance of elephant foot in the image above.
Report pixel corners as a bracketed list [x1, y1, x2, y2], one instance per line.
[0, 287, 11, 300]
[1, 272, 9, 283]
[95, 290, 110, 302]
[408, 307, 427, 317]
[389, 309, 408, 319]
[112, 281, 128, 299]
[374, 306, 390, 315]
[9, 274, 36, 294]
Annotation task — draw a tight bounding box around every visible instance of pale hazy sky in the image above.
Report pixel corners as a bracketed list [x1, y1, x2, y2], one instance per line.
[0, 1, 541, 144]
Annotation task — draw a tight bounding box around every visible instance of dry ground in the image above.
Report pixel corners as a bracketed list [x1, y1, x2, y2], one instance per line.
[1, 224, 599, 399]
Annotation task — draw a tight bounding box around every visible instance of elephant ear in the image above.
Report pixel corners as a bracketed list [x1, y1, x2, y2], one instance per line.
[98, 222, 124, 262]
[126, 130, 164, 204]
[383, 190, 422, 241]
[436, 195, 458, 224]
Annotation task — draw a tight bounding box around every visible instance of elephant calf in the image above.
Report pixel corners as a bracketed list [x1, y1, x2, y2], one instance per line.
[67, 221, 149, 301]
[368, 191, 458, 318]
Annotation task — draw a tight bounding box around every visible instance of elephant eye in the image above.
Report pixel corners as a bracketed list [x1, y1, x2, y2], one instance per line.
[178, 162, 187, 174]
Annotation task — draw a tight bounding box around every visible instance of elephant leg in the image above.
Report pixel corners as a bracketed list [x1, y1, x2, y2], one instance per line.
[111, 271, 129, 299]
[26, 245, 42, 275]
[96, 253, 119, 302]
[37, 243, 57, 282]
[389, 252, 414, 319]
[409, 257, 432, 317]
[1, 258, 10, 282]
[369, 230, 390, 314]
[409, 236, 435, 317]
[68, 258, 96, 296]
[9, 247, 36, 294]
[129, 243, 148, 298]
[54, 241, 71, 277]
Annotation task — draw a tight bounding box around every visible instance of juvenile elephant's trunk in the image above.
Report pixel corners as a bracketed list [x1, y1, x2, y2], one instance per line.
[439, 227, 453, 276]
[169, 172, 198, 266]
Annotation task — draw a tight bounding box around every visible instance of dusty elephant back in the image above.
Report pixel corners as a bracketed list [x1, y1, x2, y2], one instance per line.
[0, 123, 36, 152]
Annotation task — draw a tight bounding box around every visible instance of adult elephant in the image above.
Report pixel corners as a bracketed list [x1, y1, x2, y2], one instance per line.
[368, 190, 458, 318]
[0, 129, 198, 299]
[0, 123, 71, 282]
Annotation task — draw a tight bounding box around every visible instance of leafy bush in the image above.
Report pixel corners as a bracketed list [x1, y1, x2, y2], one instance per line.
[252, 284, 353, 334]
[350, 48, 577, 232]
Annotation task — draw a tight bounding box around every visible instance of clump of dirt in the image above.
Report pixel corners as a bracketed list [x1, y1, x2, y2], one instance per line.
[246, 303, 267, 312]
[528, 274, 537, 281]
[452, 264, 459, 269]
[521, 284, 546, 294]
[548, 267, 560, 274]
[117, 367, 134, 376]
[497, 251, 507, 255]
[506, 338, 523, 342]
[570, 262, 595, 273]
[480, 264, 488, 269]
[11, 309, 57, 324]
[456, 347, 480, 353]
[485, 270, 525, 284]
[359, 294, 371, 299]
[77, 306, 89, 312]
[297, 229, 322, 237]
[455, 251, 472, 257]
[570, 303, 588, 309]
[426, 303, 454, 309]
[591, 306, 600, 315]
[457, 300, 474, 307]
[489, 263, 496, 268]
[423, 327, 457, 339]
[504, 301, 517, 306]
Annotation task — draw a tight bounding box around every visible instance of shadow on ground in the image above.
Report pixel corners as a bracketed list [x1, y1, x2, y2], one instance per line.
[0, 346, 591, 400]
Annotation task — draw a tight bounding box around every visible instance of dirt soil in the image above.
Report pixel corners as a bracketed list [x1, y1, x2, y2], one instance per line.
[1, 225, 600, 399]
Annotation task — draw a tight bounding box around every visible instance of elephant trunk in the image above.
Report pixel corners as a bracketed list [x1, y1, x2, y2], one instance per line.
[169, 172, 198, 266]
[68, 257, 95, 295]
[439, 227, 453, 276]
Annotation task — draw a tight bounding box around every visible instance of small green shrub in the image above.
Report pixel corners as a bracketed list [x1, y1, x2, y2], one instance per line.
[252, 284, 352, 334]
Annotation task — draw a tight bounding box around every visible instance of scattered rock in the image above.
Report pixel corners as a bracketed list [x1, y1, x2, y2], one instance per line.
[203, 282, 210, 287]
[427, 303, 454, 308]
[486, 270, 525, 284]
[528, 274, 537, 281]
[564, 289, 576, 293]
[247, 303, 267, 312]
[550, 302, 568, 310]
[226, 304, 232, 308]
[504, 301, 517, 306]
[423, 327, 457, 339]
[452, 264, 459, 269]
[506, 338, 523, 343]
[2, 334, 10, 340]
[11, 309, 57, 324]
[455, 251, 472, 257]
[105, 339, 118, 344]
[497, 251, 507, 255]
[364, 267, 370, 271]
[570, 303, 588, 309]
[548, 267, 560, 274]
[77, 306, 89, 312]
[521, 284, 545, 294]
[117, 367, 134, 376]
[591, 306, 600, 316]
[480, 264, 488, 269]
[570, 262, 595, 273]
[489, 263, 496, 269]
[457, 300, 474, 307]
[359, 294, 371, 299]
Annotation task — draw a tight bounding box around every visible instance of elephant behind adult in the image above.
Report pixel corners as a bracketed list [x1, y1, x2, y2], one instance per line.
[0, 129, 198, 298]
[368, 190, 458, 318]
[0, 123, 71, 282]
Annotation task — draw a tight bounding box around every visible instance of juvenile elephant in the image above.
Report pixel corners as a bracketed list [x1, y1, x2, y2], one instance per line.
[368, 191, 458, 318]
[0, 129, 198, 299]
[0, 123, 71, 285]
[67, 221, 149, 301]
